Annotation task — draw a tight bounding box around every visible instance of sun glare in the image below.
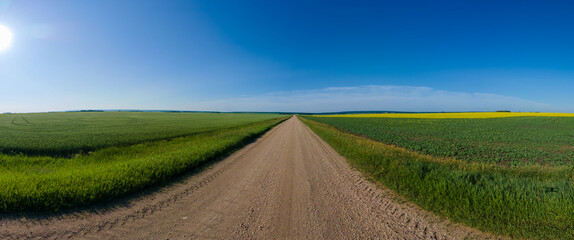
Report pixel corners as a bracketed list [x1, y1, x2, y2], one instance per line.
[0, 25, 14, 51]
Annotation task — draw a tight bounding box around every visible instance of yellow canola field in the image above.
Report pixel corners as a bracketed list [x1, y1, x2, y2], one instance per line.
[317, 112, 574, 119]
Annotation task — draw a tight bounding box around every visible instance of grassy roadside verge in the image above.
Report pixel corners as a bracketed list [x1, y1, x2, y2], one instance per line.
[0, 117, 288, 212]
[300, 116, 574, 239]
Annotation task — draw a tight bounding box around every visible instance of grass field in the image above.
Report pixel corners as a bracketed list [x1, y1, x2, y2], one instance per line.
[0, 112, 283, 157]
[0, 112, 287, 212]
[300, 116, 574, 239]
[300, 115, 574, 239]
[305, 115, 574, 166]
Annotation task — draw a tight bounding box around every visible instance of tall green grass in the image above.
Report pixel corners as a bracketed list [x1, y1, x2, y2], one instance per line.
[300, 117, 574, 239]
[0, 117, 287, 212]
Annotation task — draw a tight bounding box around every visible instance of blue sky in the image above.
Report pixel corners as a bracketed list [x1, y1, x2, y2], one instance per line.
[0, 0, 573, 113]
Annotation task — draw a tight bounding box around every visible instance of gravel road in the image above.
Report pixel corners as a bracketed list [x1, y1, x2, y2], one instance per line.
[0, 116, 500, 239]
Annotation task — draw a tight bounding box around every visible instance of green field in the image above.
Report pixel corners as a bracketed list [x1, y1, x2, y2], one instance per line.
[304, 116, 574, 166]
[0, 112, 287, 212]
[0, 112, 283, 157]
[300, 116, 574, 239]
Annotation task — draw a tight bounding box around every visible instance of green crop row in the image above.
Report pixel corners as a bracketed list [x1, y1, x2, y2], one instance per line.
[0, 117, 287, 212]
[304, 116, 574, 166]
[300, 116, 574, 239]
[0, 112, 285, 157]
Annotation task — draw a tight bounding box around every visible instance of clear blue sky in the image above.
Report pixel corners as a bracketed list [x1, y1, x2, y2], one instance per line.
[0, 0, 573, 113]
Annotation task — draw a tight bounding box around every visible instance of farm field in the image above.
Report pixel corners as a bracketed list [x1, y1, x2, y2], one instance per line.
[300, 114, 574, 239]
[0, 112, 287, 212]
[306, 114, 574, 166]
[0, 112, 283, 157]
[321, 112, 574, 119]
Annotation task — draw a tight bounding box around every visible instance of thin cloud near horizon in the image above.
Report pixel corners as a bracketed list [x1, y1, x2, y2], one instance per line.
[187, 85, 558, 113]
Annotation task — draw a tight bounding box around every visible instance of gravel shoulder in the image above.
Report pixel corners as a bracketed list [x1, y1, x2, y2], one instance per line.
[0, 116, 501, 239]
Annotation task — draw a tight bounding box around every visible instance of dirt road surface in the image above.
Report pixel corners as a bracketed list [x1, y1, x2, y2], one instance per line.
[1, 116, 498, 239]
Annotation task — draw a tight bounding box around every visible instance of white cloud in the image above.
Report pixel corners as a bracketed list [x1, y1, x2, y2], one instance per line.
[187, 85, 553, 113]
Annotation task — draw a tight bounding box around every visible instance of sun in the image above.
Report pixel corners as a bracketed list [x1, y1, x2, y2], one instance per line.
[0, 24, 14, 51]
